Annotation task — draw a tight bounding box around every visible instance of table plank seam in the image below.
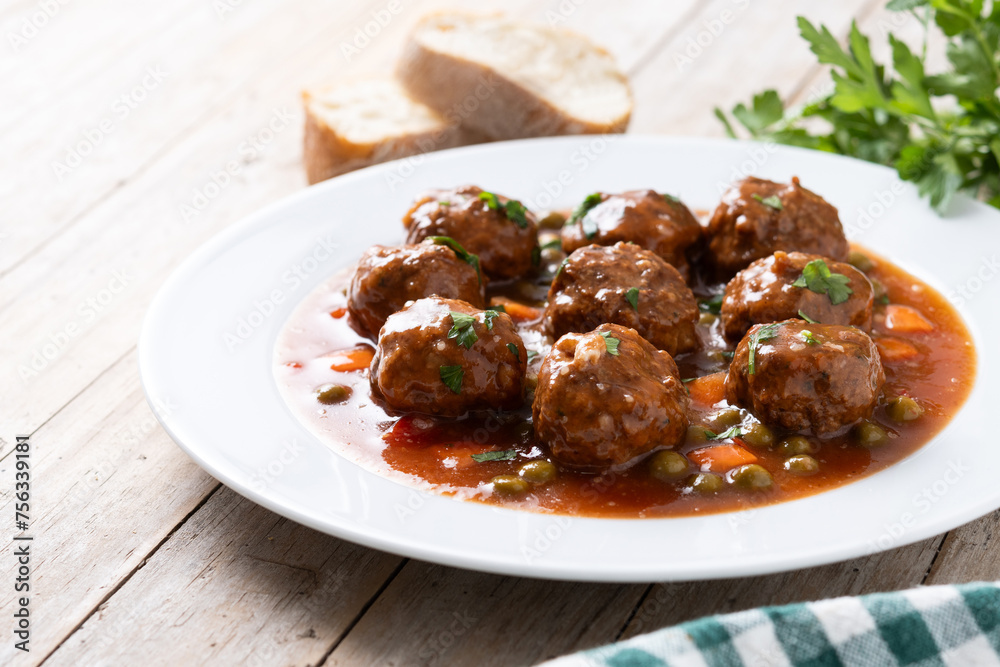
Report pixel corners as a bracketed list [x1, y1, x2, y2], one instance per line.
[613, 584, 655, 642]
[623, 2, 708, 78]
[36, 481, 224, 666]
[313, 557, 410, 667]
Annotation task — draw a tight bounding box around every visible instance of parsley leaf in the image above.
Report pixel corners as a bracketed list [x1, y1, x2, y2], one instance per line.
[478, 191, 500, 210]
[792, 259, 854, 305]
[748, 322, 781, 375]
[427, 236, 482, 284]
[705, 425, 746, 441]
[447, 312, 478, 349]
[599, 331, 620, 356]
[798, 309, 818, 324]
[751, 193, 784, 210]
[526, 350, 539, 363]
[625, 287, 640, 311]
[506, 343, 519, 361]
[471, 449, 517, 463]
[715, 9, 1000, 214]
[568, 193, 603, 238]
[662, 193, 680, 203]
[483, 309, 501, 330]
[438, 200, 451, 206]
[440, 365, 463, 393]
[699, 293, 724, 315]
[540, 238, 562, 252]
[801, 329, 821, 345]
[479, 191, 529, 228]
[554, 256, 570, 279]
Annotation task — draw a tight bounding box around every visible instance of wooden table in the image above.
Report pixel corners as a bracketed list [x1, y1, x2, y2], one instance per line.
[2, 1, 996, 664]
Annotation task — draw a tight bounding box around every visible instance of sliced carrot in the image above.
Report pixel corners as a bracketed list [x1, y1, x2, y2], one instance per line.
[688, 443, 758, 472]
[884, 304, 933, 334]
[489, 297, 541, 322]
[284, 361, 302, 369]
[876, 337, 920, 362]
[686, 372, 727, 408]
[329, 307, 348, 319]
[327, 345, 375, 372]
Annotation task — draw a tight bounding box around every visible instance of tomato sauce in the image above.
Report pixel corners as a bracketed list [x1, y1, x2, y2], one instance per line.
[273, 243, 976, 518]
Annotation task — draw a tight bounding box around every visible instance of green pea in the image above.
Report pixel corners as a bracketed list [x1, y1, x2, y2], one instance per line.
[519, 460, 557, 484]
[686, 424, 712, 444]
[686, 472, 723, 494]
[649, 451, 690, 481]
[707, 408, 742, 430]
[538, 212, 567, 229]
[854, 420, 889, 447]
[784, 455, 819, 475]
[699, 312, 718, 325]
[741, 422, 775, 449]
[848, 250, 875, 273]
[491, 475, 529, 495]
[777, 435, 818, 457]
[887, 396, 924, 422]
[316, 384, 352, 405]
[729, 464, 773, 490]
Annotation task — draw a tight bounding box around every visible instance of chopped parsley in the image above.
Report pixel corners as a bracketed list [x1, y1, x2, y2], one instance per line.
[752, 193, 783, 210]
[506, 343, 519, 361]
[699, 293, 724, 315]
[554, 256, 570, 278]
[798, 309, 818, 324]
[439, 365, 463, 393]
[625, 287, 640, 311]
[540, 238, 562, 252]
[427, 236, 482, 284]
[792, 259, 853, 305]
[438, 200, 451, 206]
[747, 322, 781, 375]
[662, 193, 680, 203]
[447, 312, 478, 349]
[599, 331, 621, 356]
[526, 350, 539, 363]
[705, 425, 745, 440]
[531, 245, 541, 267]
[877, 294, 890, 305]
[568, 193, 603, 238]
[483, 309, 501, 330]
[478, 191, 529, 229]
[801, 329, 820, 345]
[471, 449, 517, 463]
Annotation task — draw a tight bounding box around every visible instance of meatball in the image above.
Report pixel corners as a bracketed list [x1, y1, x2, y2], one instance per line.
[544, 243, 699, 356]
[348, 242, 485, 338]
[533, 324, 689, 468]
[370, 297, 526, 416]
[561, 190, 702, 279]
[403, 185, 540, 280]
[725, 320, 884, 435]
[720, 251, 874, 341]
[707, 176, 849, 278]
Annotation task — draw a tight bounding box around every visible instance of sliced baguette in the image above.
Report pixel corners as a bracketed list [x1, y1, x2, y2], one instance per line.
[302, 76, 476, 184]
[397, 12, 632, 140]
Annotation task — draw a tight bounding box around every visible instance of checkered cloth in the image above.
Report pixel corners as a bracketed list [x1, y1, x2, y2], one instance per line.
[544, 582, 1000, 667]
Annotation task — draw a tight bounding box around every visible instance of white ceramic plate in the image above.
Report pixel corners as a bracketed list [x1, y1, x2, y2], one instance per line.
[139, 136, 998, 582]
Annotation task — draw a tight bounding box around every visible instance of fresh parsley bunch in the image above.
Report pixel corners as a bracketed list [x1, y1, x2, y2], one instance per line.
[715, 0, 1000, 213]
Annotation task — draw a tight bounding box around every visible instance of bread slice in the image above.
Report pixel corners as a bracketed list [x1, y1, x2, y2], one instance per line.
[397, 12, 632, 140]
[302, 76, 476, 184]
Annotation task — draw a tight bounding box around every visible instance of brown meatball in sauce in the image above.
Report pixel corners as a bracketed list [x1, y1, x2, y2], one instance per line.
[370, 297, 526, 417]
[707, 176, 849, 278]
[725, 320, 885, 435]
[721, 251, 874, 341]
[403, 185, 540, 280]
[348, 242, 485, 338]
[561, 190, 702, 279]
[532, 324, 690, 469]
[544, 242, 699, 356]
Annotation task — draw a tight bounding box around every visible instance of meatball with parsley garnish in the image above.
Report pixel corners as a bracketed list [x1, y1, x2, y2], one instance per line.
[721, 251, 874, 341]
[561, 189, 702, 280]
[725, 319, 884, 435]
[707, 176, 849, 278]
[370, 296, 527, 416]
[347, 238, 485, 338]
[544, 242, 699, 356]
[403, 185, 540, 280]
[532, 323, 690, 469]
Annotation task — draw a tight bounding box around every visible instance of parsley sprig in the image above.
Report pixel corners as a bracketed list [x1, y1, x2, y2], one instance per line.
[747, 322, 781, 375]
[793, 259, 854, 305]
[447, 312, 478, 349]
[479, 191, 529, 228]
[599, 331, 621, 356]
[427, 236, 482, 284]
[567, 193, 603, 238]
[716, 2, 1000, 213]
